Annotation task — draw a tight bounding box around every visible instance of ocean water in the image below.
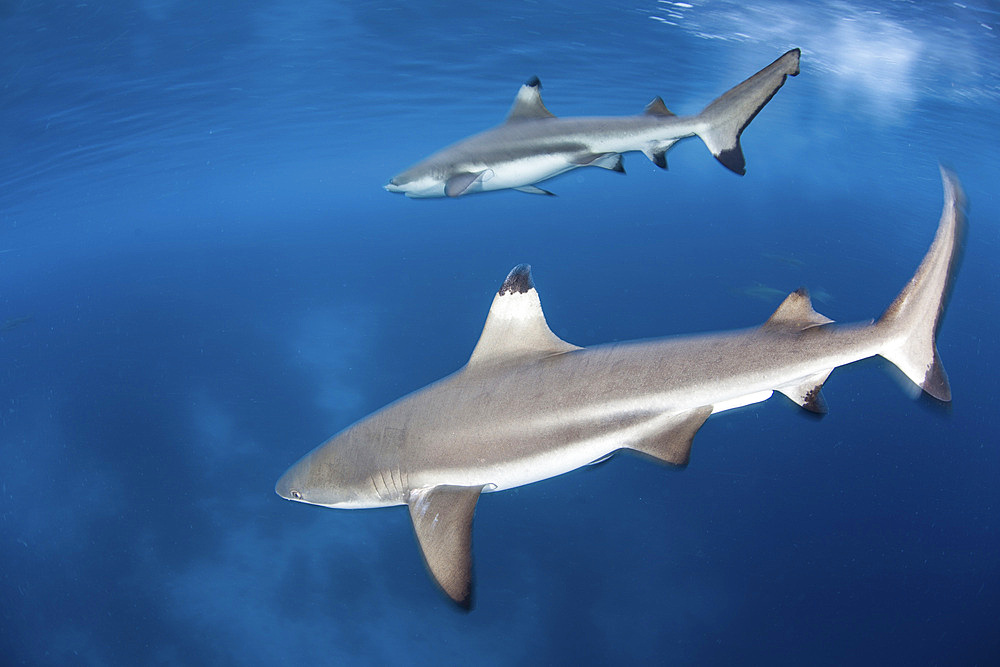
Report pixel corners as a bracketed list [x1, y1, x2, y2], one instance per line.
[1, 1, 998, 664]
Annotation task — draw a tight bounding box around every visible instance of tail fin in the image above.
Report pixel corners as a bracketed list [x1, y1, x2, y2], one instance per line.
[877, 167, 967, 401]
[695, 48, 800, 175]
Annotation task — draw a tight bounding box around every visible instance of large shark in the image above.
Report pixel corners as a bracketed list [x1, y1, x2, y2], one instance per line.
[384, 48, 800, 198]
[277, 169, 965, 608]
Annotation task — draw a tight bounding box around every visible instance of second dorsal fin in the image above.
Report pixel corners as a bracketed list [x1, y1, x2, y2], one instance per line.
[763, 288, 834, 331]
[644, 96, 675, 117]
[467, 265, 579, 368]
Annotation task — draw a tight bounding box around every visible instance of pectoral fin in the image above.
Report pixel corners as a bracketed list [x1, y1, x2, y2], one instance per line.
[445, 170, 493, 197]
[407, 484, 487, 609]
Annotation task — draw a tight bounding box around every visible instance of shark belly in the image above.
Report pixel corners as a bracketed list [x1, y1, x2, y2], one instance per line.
[477, 154, 581, 192]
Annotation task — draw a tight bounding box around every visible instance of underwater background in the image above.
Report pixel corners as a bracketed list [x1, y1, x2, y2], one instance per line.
[1, 1, 998, 664]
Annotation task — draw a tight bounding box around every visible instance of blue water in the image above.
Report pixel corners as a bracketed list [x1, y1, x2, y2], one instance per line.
[2, 1, 998, 664]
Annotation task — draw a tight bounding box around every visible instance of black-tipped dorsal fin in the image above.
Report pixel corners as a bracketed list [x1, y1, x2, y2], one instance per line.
[644, 96, 675, 117]
[763, 288, 834, 331]
[407, 484, 487, 609]
[468, 265, 579, 368]
[504, 77, 556, 123]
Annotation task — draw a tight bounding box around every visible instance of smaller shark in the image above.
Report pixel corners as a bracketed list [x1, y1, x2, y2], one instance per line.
[384, 48, 800, 198]
[278, 169, 965, 608]
[0, 315, 32, 332]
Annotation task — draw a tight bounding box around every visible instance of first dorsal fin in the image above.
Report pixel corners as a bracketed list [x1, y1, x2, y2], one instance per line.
[504, 77, 556, 123]
[468, 265, 579, 368]
[762, 288, 834, 331]
[644, 96, 675, 117]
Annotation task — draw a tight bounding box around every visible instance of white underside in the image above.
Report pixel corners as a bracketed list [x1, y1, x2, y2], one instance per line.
[409, 385, 787, 496]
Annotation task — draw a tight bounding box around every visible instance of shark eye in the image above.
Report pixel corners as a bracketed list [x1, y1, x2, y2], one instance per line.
[290, 490, 302, 500]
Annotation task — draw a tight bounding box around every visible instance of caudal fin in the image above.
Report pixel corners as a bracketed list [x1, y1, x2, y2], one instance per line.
[877, 168, 967, 401]
[695, 48, 800, 175]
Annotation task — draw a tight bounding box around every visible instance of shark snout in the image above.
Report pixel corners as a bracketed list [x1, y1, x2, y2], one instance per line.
[384, 178, 404, 194]
[274, 467, 304, 502]
[274, 470, 292, 499]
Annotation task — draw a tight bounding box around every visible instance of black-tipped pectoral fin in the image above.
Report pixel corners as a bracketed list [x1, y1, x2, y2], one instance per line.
[407, 484, 487, 609]
[627, 407, 713, 467]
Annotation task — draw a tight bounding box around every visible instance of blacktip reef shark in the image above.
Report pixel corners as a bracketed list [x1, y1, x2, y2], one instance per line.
[384, 48, 800, 198]
[278, 169, 965, 608]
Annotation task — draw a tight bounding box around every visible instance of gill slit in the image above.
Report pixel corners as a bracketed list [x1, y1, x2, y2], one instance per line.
[378, 469, 390, 500]
[389, 466, 401, 496]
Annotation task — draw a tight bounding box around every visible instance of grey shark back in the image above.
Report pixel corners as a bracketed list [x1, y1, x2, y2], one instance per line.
[278, 169, 965, 607]
[384, 48, 800, 198]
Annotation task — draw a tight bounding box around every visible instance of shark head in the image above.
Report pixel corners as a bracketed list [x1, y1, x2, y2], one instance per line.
[275, 422, 398, 508]
[387, 165, 502, 198]
[384, 168, 448, 198]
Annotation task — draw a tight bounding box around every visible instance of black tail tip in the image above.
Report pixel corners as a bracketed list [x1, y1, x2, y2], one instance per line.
[715, 146, 747, 175]
[922, 354, 952, 402]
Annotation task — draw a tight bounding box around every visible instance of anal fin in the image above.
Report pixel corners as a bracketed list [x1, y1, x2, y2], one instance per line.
[407, 484, 487, 609]
[647, 150, 668, 169]
[642, 140, 677, 170]
[776, 369, 833, 414]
